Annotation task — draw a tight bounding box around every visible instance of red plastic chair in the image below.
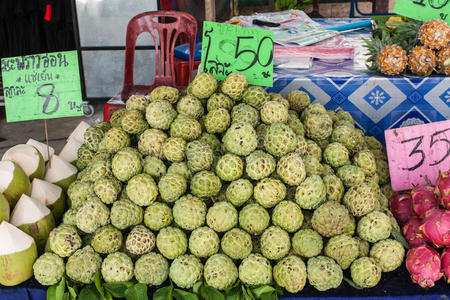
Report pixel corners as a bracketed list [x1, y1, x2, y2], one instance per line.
[103, 11, 197, 121]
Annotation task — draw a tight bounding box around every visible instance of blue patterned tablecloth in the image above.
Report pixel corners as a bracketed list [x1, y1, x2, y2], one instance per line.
[268, 19, 450, 143]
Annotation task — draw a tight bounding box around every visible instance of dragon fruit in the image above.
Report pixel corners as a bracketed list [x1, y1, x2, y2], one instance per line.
[403, 216, 428, 248]
[435, 171, 450, 209]
[421, 210, 450, 247]
[411, 185, 439, 217]
[405, 245, 443, 288]
[389, 194, 414, 226]
[442, 248, 450, 283]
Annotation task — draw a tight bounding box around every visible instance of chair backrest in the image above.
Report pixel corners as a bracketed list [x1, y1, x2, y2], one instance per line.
[122, 11, 197, 92]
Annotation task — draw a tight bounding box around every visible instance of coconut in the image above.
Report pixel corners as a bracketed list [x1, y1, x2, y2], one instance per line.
[44, 155, 77, 191]
[10, 194, 55, 253]
[0, 221, 37, 286]
[59, 138, 83, 163]
[2, 144, 45, 180]
[26, 139, 55, 162]
[0, 160, 31, 207]
[0, 193, 9, 222]
[68, 121, 91, 144]
[30, 179, 66, 222]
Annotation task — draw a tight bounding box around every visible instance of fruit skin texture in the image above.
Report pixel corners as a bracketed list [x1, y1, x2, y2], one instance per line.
[420, 210, 450, 247]
[33, 253, 65, 286]
[101, 252, 134, 283]
[206, 201, 238, 233]
[264, 122, 298, 157]
[369, 239, 405, 272]
[295, 175, 326, 210]
[350, 257, 381, 288]
[254, 178, 286, 208]
[173, 195, 206, 231]
[223, 122, 258, 156]
[239, 203, 270, 235]
[311, 201, 352, 238]
[437, 47, 450, 75]
[134, 252, 169, 286]
[376, 44, 408, 75]
[66, 246, 102, 284]
[221, 72, 248, 100]
[91, 225, 123, 254]
[272, 201, 303, 233]
[239, 254, 272, 286]
[204, 254, 238, 290]
[403, 216, 428, 248]
[343, 182, 377, 217]
[156, 226, 187, 260]
[260, 226, 291, 260]
[189, 226, 219, 258]
[276, 152, 306, 186]
[411, 185, 439, 217]
[76, 196, 110, 234]
[406, 245, 443, 288]
[408, 46, 437, 76]
[389, 194, 414, 226]
[324, 234, 359, 270]
[126, 173, 159, 206]
[190, 171, 222, 198]
[221, 228, 252, 260]
[292, 229, 323, 258]
[169, 254, 203, 289]
[307, 256, 343, 291]
[273, 255, 307, 293]
[418, 19, 450, 50]
[357, 211, 391, 243]
[144, 202, 173, 231]
[49, 224, 82, 257]
[126, 225, 155, 256]
[110, 199, 143, 230]
[441, 248, 450, 283]
[435, 171, 450, 209]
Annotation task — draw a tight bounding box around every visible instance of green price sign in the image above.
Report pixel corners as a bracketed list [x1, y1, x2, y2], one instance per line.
[394, 0, 450, 24]
[1, 50, 83, 122]
[201, 21, 274, 87]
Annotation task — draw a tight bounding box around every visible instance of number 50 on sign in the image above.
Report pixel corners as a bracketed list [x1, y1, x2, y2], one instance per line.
[385, 120, 450, 191]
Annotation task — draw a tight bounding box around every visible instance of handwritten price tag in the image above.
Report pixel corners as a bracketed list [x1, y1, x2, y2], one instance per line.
[385, 120, 450, 191]
[201, 21, 274, 87]
[1, 50, 83, 122]
[394, 0, 450, 24]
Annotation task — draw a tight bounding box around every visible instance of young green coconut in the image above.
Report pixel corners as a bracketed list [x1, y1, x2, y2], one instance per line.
[44, 155, 77, 191]
[2, 144, 45, 180]
[30, 179, 66, 222]
[59, 138, 83, 163]
[10, 194, 55, 253]
[0, 221, 37, 286]
[0, 193, 9, 222]
[26, 139, 55, 162]
[0, 160, 31, 207]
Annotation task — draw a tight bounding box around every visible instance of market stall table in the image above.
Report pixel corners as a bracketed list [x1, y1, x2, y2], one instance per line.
[268, 19, 449, 143]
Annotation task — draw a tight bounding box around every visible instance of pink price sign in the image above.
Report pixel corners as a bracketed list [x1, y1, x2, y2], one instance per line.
[385, 120, 450, 191]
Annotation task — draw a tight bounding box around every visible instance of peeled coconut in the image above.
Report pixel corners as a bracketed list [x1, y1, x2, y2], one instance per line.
[31, 179, 66, 222]
[0, 193, 9, 222]
[68, 121, 91, 144]
[59, 138, 83, 163]
[10, 194, 55, 253]
[0, 221, 37, 286]
[26, 139, 55, 162]
[2, 144, 45, 180]
[0, 160, 31, 207]
[44, 155, 77, 191]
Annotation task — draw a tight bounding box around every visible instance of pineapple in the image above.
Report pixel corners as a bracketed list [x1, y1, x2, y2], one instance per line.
[417, 19, 450, 50]
[376, 45, 408, 75]
[437, 47, 450, 76]
[408, 46, 437, 76]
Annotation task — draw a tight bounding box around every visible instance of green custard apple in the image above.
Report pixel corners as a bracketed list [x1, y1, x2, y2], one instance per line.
[169, 254, 203, 289]
[292, 229, 323, 258]
[204, 254, 238, 290]
[273, 255, 307, 293]
[307, 256, 343, 291]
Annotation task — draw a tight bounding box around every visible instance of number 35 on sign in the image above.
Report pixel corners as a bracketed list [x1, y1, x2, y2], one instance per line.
[385, 120, 450, 191]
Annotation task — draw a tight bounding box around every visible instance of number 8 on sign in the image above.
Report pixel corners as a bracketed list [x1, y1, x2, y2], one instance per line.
[36, 83, 59, 115]
[385, 120, 450, 191]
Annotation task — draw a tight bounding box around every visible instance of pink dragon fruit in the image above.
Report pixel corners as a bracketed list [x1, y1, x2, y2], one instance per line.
[406, 245, 443, 288]
[411, 185, 439, 217]
[421, 210, 450, 247]
[435, 171, 450, 209]
[403, 216, 428, 248]
[389, 194, 414, 226]
[442, 248, 450, 283]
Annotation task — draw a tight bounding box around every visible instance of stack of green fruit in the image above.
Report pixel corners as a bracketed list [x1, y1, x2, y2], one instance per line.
[33, 72, 405, 297]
